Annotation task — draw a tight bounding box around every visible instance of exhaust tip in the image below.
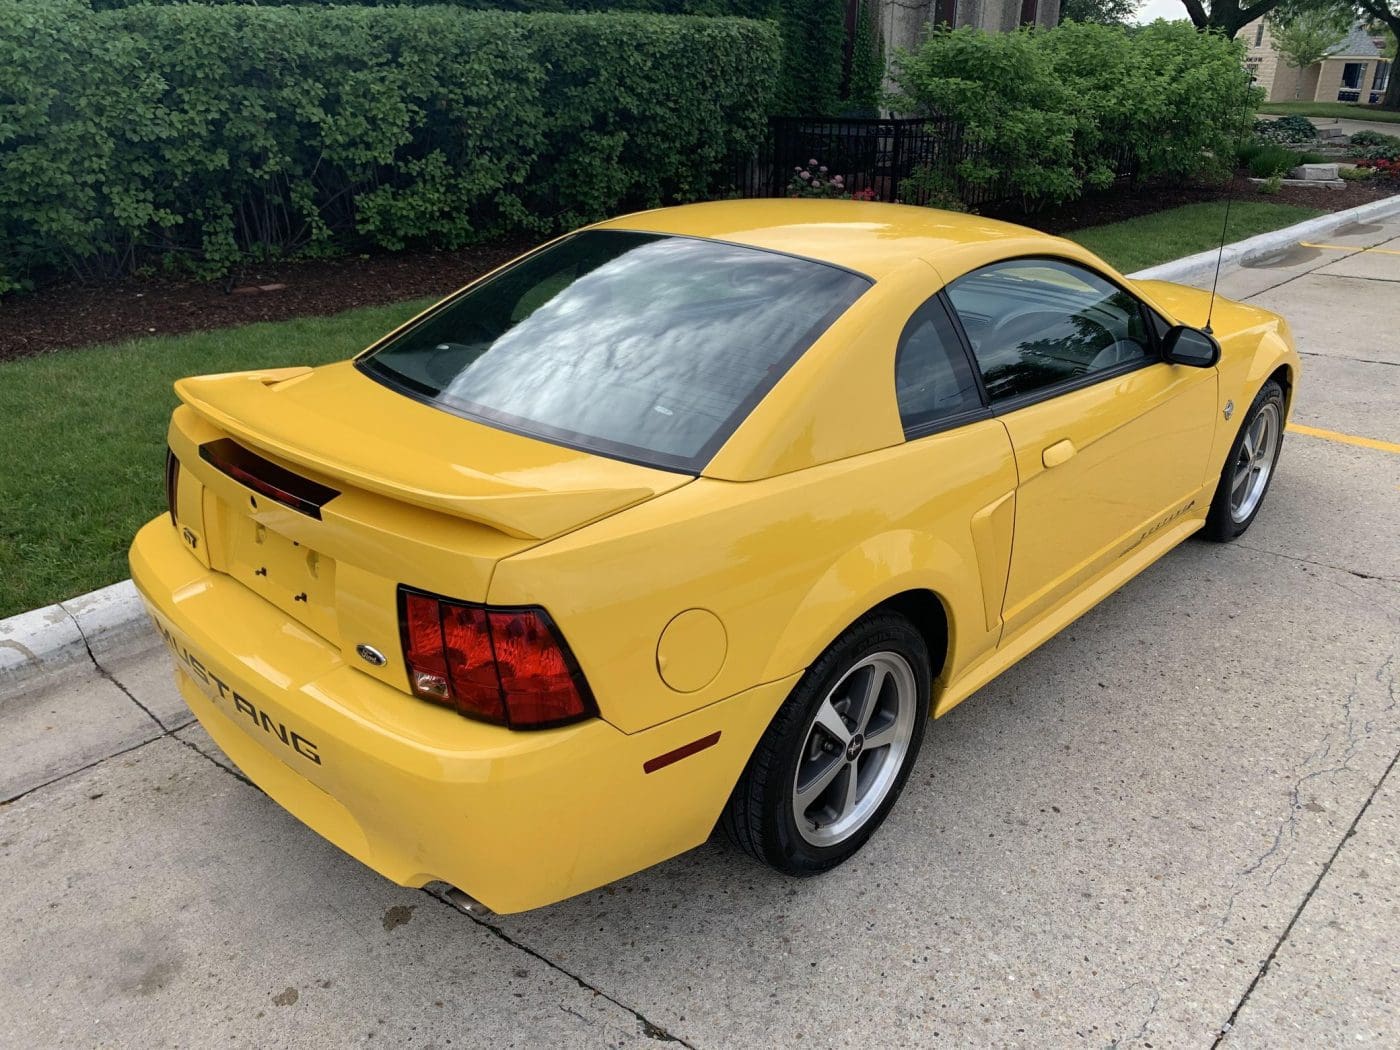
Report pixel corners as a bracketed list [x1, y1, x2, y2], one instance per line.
[441, 885, 495, 919]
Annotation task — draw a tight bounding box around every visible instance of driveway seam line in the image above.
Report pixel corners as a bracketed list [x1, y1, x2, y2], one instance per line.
[1232, 542, 1400, 586]
[1211, 741, 1400, 1046]
[1, 733, 165, 806]
[420, 887, 698, 1048]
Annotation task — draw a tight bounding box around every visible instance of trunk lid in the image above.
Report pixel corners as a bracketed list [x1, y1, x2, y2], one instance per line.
[166, 362, 690, 693]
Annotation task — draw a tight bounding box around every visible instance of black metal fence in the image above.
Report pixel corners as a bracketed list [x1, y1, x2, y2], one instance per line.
[728, 115, 1137, 211]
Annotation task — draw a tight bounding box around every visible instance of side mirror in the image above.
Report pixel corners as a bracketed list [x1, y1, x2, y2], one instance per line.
[1162, 325, 1220, 368]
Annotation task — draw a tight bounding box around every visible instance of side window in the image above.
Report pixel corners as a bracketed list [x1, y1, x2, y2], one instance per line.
[946, 259, 1153, 404]
[894, 296, 984, 433]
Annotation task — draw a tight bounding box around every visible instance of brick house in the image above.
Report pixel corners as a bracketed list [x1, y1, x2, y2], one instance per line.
[877, 0, 1062, 63]
[1244, 20, 1393, 106]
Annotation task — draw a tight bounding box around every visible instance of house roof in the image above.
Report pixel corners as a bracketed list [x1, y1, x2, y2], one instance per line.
[1330, 23, 1383, 59]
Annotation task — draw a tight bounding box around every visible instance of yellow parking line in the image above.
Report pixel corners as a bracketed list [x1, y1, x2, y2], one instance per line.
[1299, 242, 1400, 256]
[1288, 423, 1400, 454]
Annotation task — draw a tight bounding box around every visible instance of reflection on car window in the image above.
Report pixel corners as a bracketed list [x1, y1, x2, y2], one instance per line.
[894, 297, 983, 432]
[947, 259, 1153, 403]
[360, 230, 870, 472]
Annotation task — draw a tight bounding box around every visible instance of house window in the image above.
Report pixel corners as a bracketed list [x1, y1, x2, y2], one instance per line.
[1254, 22, 1265, 47]
[1020, 0, 1039, 24]
[935, 0, 956, 26]
[1374, 61, 1391, 92]
[1342, 62, 1366, 89]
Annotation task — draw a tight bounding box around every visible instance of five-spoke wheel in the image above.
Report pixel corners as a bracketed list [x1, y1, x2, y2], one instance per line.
[1205, 377, 1286, 542]
[722, 612, 930, 875]
[792, 652, 917, 847]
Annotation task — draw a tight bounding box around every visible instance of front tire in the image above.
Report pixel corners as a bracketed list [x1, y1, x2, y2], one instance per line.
[1204, 378, 1285, 542]
[721, 612, 929, 876]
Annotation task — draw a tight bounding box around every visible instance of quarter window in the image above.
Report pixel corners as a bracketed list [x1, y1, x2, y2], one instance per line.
[894, 297, 984, 432]
[946, 259, 1153, 403]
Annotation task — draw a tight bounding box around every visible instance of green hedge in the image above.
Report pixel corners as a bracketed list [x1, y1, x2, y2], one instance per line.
[85, 0, 849, 118]
[0, 2, 778, 293]
[892, 21, 1259, 207]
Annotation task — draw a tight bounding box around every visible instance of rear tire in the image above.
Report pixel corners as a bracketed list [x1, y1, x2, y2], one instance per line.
[721, 612, 929, 876]
[1203, 379, 1285, 543]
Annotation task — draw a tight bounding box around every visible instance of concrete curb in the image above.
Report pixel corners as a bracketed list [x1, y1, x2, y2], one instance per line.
[1126, 192, 1400, 284]
[3, 192, 1399, 703]
[0, 580, 156, 702]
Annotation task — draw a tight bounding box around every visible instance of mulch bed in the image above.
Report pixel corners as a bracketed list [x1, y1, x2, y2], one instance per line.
[2, 175, 1393, 363]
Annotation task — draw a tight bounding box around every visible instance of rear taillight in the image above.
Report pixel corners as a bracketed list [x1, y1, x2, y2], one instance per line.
[165, 448, 180, 526]
[398, 587, 595, 730]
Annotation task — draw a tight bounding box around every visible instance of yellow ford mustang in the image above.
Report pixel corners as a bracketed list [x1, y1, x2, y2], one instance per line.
[130, 201, 1297, 913]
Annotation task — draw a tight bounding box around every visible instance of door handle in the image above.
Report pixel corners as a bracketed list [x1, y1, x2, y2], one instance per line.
[1042, 438, 1076, 468]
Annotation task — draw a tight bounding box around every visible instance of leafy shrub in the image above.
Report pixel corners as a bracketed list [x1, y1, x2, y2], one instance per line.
[1338, 165, 1374, 181]
[1348, 130, 1398, 148]
[1295, 151, 1329, 165]
[1349, 131, 1400, 162]
[0, 2, 778, 293]
[1257, 174, 1283, 195]
[891, 21, 1257, 209]
[1254, 115, 1317, 143]
[89, 0, 852, 118]
[897, 167, 969, 211]
[1247, 145, 1301, 178]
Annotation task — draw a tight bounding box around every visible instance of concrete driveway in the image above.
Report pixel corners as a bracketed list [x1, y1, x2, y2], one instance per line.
[3, 215, 1399, 1049]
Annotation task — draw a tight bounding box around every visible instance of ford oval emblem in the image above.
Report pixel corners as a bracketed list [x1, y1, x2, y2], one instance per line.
[356, 643, 387, 667]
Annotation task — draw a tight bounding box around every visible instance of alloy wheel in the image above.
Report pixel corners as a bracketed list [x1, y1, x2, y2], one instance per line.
[791, 651, 918, 847]
[1230, 402, 1281, 524]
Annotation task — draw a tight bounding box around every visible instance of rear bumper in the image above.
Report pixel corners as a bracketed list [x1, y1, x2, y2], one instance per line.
[129, 518, 792, 913]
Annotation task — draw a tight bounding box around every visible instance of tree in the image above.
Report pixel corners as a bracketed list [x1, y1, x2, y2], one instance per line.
[1271, 10, 1350, 96]
[1060, 0, 1141, 24]
[1356, 0, 1400, 108]
[1177, 0, 1290, 37]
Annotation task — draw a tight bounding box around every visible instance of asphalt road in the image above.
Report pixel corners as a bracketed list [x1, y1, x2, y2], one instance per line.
[3, 216, 1398, 1049]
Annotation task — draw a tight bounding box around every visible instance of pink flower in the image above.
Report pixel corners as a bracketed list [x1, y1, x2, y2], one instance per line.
[808, 158, 819, 167]
[819, 166, 828, 173]
[799, 170, 810, 179]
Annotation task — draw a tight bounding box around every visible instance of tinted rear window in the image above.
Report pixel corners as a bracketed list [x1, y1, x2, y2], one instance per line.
[357, 230, 870, 472]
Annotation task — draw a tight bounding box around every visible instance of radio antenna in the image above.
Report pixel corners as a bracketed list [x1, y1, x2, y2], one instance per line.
[1206, 68, 1255, 336]
[1204, 193, 1232, 336]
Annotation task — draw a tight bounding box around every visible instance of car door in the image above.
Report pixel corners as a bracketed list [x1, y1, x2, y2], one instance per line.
[944, 257, 1217, 639]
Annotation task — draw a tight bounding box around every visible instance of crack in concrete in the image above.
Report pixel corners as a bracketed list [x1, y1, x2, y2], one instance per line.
[1212, 737, 1400, 1046]
[421, 887, 698, 1047]
[1115, 639, 1398, 1046]
[69, 615, 257, 790]
[1232, 542, 1400, 594]
[1296, 349, 1400, 369]
[68, 611, 169, 733]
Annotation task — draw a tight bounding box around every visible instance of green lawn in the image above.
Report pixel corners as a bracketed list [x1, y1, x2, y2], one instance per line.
[1258, 101, 1400, 124]
[0, 197, 1327, 618]
[0, 299, 430, 619]
[1066, 200, 1323, 274]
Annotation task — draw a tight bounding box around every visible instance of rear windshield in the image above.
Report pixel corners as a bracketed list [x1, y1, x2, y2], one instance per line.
[357, 230, 871, 472]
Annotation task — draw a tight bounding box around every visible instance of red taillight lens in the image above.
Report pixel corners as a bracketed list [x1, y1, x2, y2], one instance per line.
[165, 448, 180, 527]
[488, 610, 587, 727]
[441, 604, 506, 724]
[397, 588, 594, 729]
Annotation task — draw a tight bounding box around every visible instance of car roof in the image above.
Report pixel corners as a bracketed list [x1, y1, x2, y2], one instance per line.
[594, 199, 1054, 282]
